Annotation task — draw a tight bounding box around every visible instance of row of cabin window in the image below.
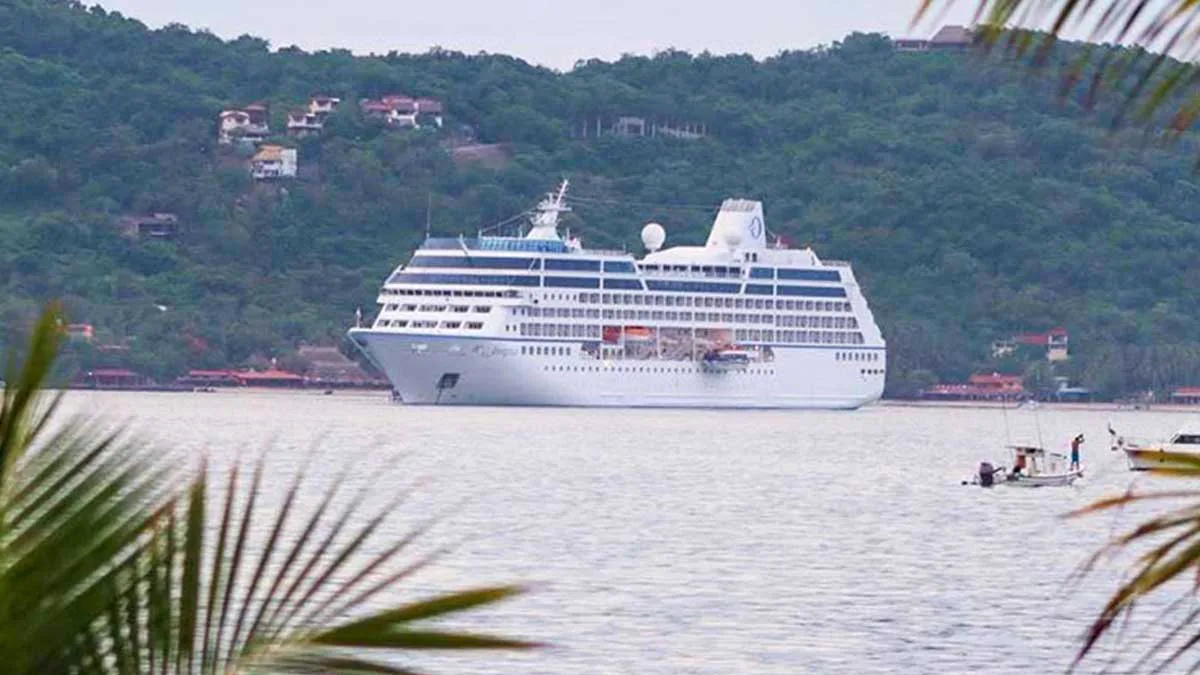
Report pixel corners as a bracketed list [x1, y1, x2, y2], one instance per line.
[375, 319, 485, 330]
[578, 293, 852, 313]
[520, 324, 603, 338]
[420, 238, 570, 253]
[737, 329, 865, 344]
[407, 255, 636, 274]
[521, 345, 573, 356]
[836, 351, 882, 363]
[389, 273, 846, 297]
[640, 266, 843, 283]
[521, 306, 857, 328]
[638, 261, 835, 279]
[408, 256, 842, 281]
[544, 364, 777, 375]
[383, 304, 492, 313]
[382, 288, 515, 298]
[519, 323, 864, 345]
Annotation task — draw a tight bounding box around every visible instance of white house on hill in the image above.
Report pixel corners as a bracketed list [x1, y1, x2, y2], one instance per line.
[251, 145, 297, 180]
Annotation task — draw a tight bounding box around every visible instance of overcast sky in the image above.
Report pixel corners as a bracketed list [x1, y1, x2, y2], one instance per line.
[95, 0, 979, 70]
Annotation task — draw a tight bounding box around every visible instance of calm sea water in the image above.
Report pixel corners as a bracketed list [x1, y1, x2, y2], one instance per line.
[61, 391, 1200, 674]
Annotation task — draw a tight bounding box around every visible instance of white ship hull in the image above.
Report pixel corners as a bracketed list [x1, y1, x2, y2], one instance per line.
[353, 332, 884, 409]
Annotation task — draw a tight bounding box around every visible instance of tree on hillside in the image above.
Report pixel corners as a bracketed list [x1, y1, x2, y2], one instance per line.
[917, 1, 1200, 142]
[917, 1, 1200, 669]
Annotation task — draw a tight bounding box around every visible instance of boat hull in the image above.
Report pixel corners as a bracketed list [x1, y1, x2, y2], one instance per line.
[350, 330, 884, 409]
[1001, 470, 1082, 487]
[1124, 448, 1200, 471]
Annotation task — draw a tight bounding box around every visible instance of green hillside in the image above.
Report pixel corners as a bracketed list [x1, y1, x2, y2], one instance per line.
[2, 0, 1200, 397]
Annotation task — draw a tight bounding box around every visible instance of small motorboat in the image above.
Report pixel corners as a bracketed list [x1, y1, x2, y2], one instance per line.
[1110, 421, 1200, 471]
[969, 445, 1082, 487]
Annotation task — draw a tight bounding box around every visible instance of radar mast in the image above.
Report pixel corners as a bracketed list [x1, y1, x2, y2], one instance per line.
[525, 179, 570, 240]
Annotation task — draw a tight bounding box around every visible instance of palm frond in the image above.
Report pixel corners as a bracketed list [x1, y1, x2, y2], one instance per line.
[915, 1, 1200, 138]
[0, 305, 541, 674]
[1066, 459, 1200, 670]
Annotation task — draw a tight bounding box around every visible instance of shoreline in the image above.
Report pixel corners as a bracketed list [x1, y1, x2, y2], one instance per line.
[47, 389, 1200, 412]
[878, 399, 1192, 413]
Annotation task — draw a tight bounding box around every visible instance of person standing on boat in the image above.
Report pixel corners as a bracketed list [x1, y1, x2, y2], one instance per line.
[1070, 434, 1084, 471]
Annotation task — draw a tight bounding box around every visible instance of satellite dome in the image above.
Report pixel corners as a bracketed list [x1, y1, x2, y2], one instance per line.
[641, 222, 666, 251]
[722, 225, 743, 248]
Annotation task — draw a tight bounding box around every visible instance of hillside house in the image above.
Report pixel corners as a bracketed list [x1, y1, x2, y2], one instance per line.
[117, 212, 179, 240]
[285, 96, 342, 137]
[360, 94, 444, 129]
[250, 145, 298, 180]
[894, 25, 974, 51]
[65, 323, 94, 343]
[287, 110, 324, 137]
[992, 327, 1069, 362]
[218, 103, 271, 145]
[920, 372, 1026, 401]
[1016, 327, 1069, 362]
[309, 95, 340, 117]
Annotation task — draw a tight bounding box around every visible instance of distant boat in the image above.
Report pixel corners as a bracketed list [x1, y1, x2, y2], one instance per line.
[1111, 420, 1200, 471]
[969, 446, 1082, 487]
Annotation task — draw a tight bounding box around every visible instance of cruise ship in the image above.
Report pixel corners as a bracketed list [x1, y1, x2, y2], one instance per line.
[348, 182, 886, 408]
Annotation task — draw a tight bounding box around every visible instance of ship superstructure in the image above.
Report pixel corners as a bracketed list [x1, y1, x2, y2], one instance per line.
[349, 181, 886, 408]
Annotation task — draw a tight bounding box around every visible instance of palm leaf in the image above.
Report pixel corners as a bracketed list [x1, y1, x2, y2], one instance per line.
[1065, 459, 1200, 670]
[0, 305, 541, 674]
[915, 1, 1200, 140]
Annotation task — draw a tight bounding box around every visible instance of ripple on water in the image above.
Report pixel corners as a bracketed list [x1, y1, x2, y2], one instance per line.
[61, 392, 1199, 673]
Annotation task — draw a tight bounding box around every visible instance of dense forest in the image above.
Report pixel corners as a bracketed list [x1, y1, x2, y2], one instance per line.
[2, 0, 1200, 398]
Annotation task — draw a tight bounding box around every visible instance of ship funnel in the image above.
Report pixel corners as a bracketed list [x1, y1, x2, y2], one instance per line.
[705, 199, 766, 250]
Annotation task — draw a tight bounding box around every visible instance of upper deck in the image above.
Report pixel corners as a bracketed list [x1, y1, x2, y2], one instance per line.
[381, 180, 867, 306]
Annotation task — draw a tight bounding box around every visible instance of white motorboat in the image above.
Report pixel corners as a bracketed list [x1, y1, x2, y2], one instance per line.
[971, 445, 1082, 487]
[1111, 421, 1200, 471]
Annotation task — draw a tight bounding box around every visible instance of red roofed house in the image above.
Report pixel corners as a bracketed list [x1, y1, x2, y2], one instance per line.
[360, 94, 444, 129]
[250, 145, 298, 180]
[75, 368, 149, 389]
[921, 372, 1026, 401]
[286, 96, 342, 138]
[65, 323, 94, 343]
[1014, 327, 1069, 362]
[1172, 387, 1200, 405]
[218, 103, 271, 145]
[309, 95, 341, 117]
[287, 110, 324, 137]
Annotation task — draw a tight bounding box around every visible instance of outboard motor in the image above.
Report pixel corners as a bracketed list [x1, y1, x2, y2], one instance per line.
[978, 462, 996, 487]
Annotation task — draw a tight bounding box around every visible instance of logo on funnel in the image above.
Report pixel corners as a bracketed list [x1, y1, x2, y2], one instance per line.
[749, 216, 763, 239]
